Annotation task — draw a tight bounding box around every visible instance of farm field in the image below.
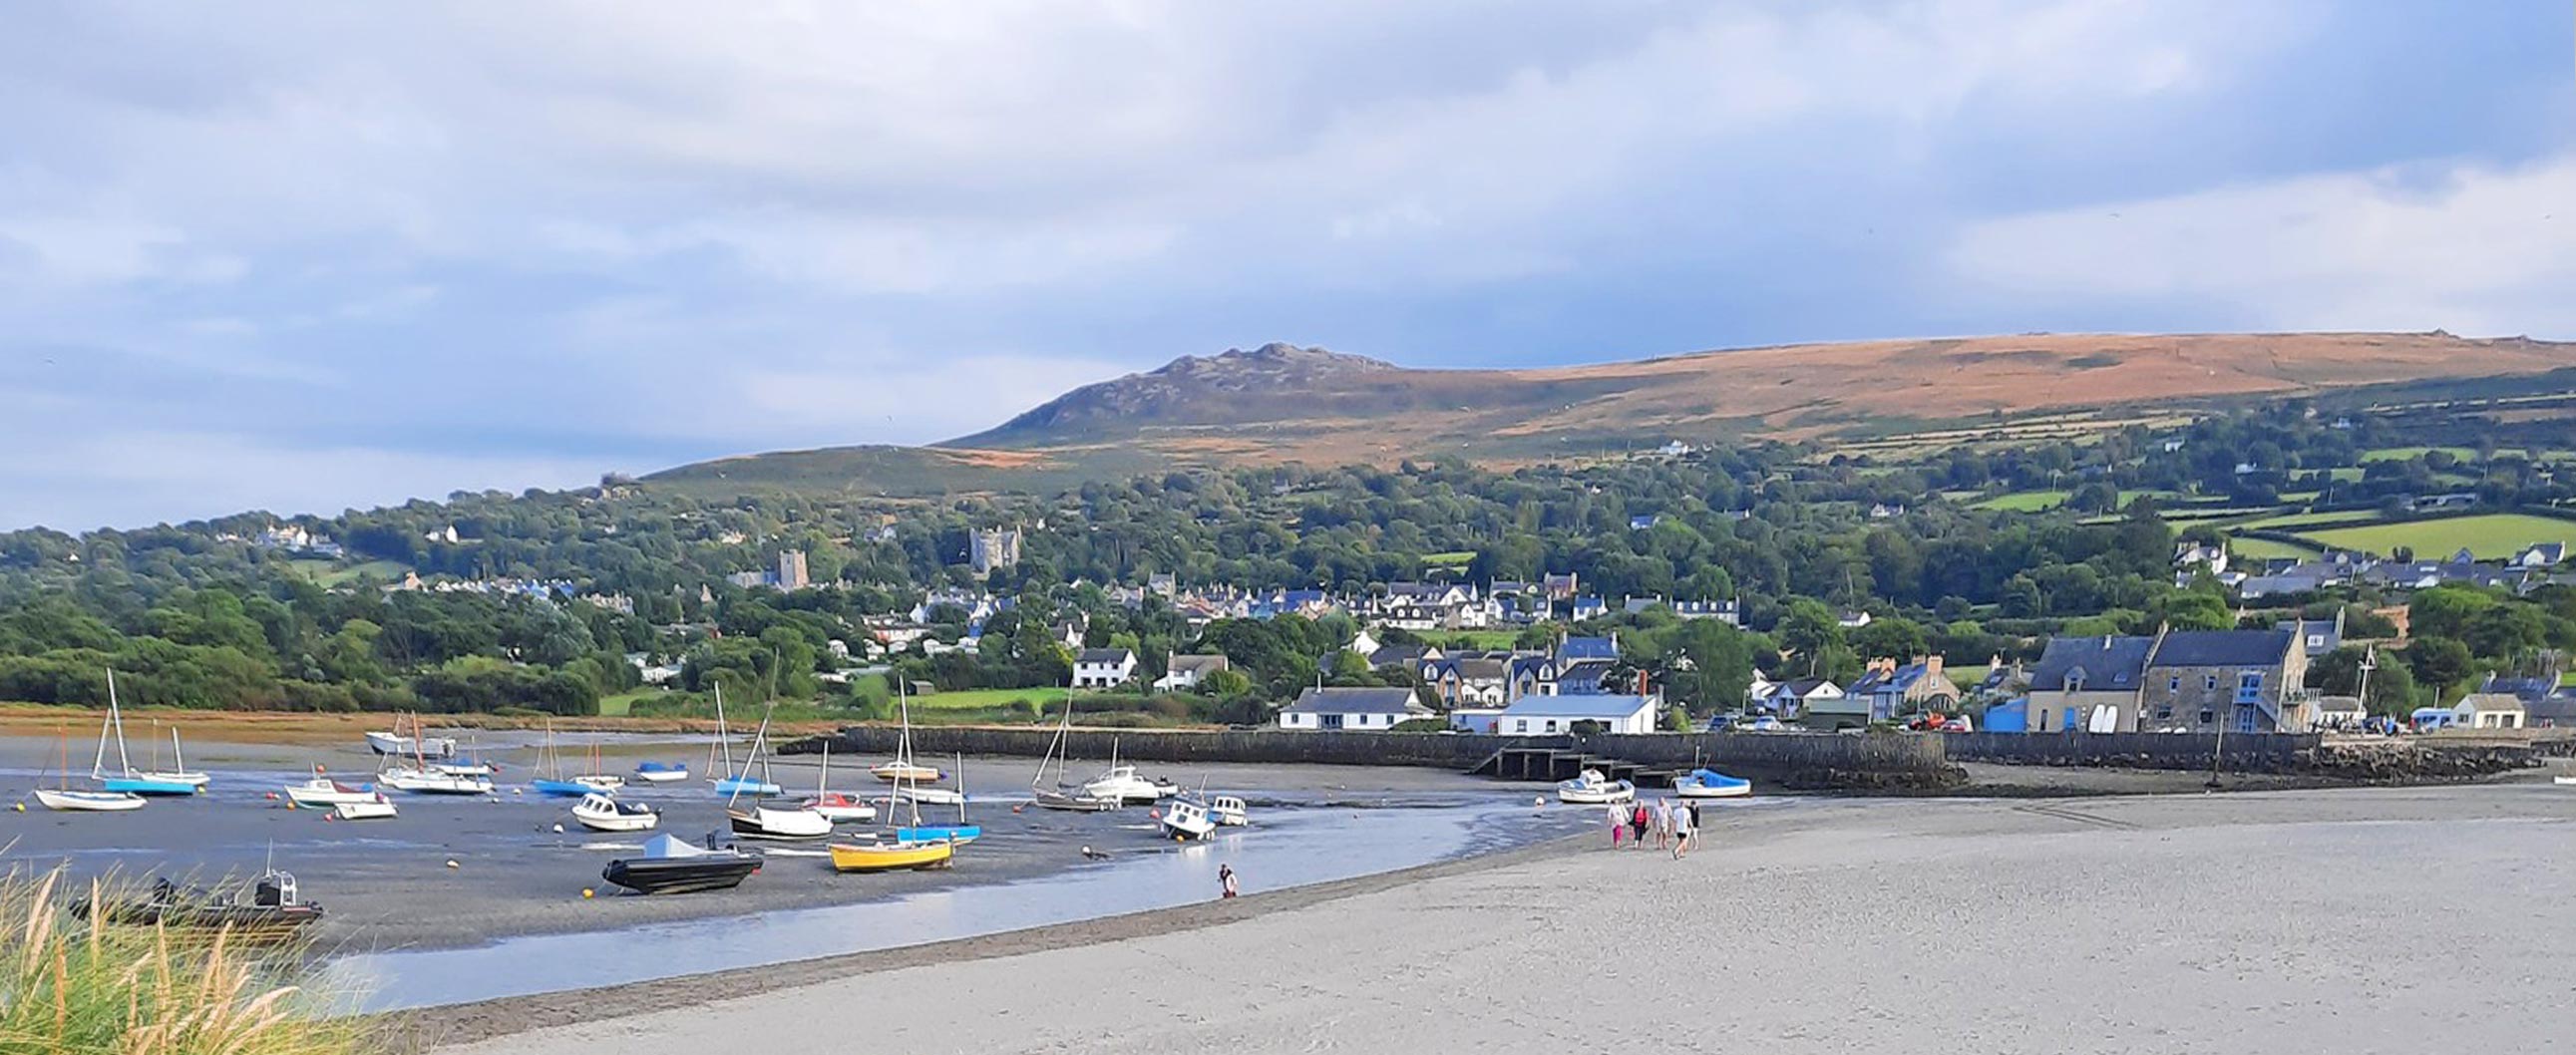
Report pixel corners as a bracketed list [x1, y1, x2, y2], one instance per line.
[2226, 536, 2320, 561]
[2294, 514, 2574, 560]
[1971, 489, 2172, 513]
[2361, 446, 2479, 463]
[2232, 511, 2386, 531]
[1426, 630, 1525, 650]
[910, 686, 1071, 710]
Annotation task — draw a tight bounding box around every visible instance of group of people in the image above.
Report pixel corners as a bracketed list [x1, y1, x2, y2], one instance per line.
[1606, 798, 1698, 859]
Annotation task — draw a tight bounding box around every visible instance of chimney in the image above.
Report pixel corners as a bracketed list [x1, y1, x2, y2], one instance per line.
[1925, 655, 1944, 677]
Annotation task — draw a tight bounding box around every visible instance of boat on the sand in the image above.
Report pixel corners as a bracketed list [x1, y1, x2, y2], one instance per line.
[828, 839, 954, 873]
[1557, 769, 1637, 804]
[602, 834, 762, 894]
[75, 869, 323, 938]
[1672, 768, 1752, 799]
[571, 792, 659, 833]
[332, 793, 398, 821]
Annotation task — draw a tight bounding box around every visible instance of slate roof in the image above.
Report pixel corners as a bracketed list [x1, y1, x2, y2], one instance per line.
[2146, 630, 2295, 669]
[1280, 687, 1428, 716]
[1558, 636, 1620, 661]
[1166, 654, 1230, 674]
[2523, 695, 2576, 727]
[2028, 635, 2155, 691]
[1076, 648, 1135, 665]
[2276, 619, 2342, 658]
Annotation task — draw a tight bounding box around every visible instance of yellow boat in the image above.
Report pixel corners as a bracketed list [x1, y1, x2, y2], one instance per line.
[829, 840, 955, 873]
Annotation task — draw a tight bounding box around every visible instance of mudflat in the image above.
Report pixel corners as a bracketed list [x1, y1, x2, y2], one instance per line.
[425, 783, 2576, 1054]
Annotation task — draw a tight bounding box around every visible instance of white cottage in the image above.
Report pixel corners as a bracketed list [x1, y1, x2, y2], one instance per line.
[1277, 687, 1431, 731]
[1072, 648, 1138, 689]
[1493, 694, 1661, 736]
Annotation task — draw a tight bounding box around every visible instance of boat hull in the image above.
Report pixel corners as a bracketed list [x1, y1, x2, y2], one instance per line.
[101, 776, 204, 797]
[728, 807, 832, 841]
[1674, 781, 1751, 799]
[601, 856, 760, 894]
[531, 779, 594, 798]
[283, 781, 377, 808]
[333, 798, 398, 821]
[34, 789, 145, 812]
[828, 841, 955, 873]
[571, 797, 659, 833]
[381, 771, 494, 795]
[632, 765, 689, 783]
[1558, 782, 1637, 805]
[712, 777, 783, 798]
[1030, 789, 1120, 812]
[871, 763, 944, 784]
[896, 824, 979, 845]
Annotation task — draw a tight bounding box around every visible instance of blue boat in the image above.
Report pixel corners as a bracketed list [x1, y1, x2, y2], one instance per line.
[101, 776, 203, 797]
[713, 776, 782, 798]
[1672, 768, 1751, 799]
[632, 761, 689, 784]
[897, 824, 980, 845]
[531, 778, 595, 798]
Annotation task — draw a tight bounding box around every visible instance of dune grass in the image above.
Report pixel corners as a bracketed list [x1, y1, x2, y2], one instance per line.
[0, 869, 377, 1055]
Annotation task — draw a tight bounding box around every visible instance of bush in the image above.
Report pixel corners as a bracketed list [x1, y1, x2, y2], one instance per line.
[1388, 718, 1447, 732]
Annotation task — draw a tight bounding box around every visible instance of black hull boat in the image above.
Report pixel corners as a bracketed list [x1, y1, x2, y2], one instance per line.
[603, 834, 763, 894]
[74, 872, 323, 940]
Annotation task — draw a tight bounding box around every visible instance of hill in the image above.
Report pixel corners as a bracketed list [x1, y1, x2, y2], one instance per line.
[645, 331, 2576, 496]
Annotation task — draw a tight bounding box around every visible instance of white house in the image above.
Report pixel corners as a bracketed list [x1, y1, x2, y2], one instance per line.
[1494, 694, 1661, 735]
[1277, 687, 1431, 730]
[2452, 693, 2526, 730]
[1152, 653, 1231, 692]
[1072, 648, 1138, 689]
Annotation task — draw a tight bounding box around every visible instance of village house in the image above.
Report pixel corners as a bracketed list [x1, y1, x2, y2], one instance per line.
[1277, 687, 1431, 731]
[2276, 613, 2343, 659]
[1152, 653, 1231, 692]
[1669, 598, 1742, 625]
[2024, 634, 2156, 733]
[2137, 629, 2312, 733]
[1753, 678, 1843, 715]
[2450, 693, 2526, 730]
[1843, 656, 1961, 722]
[2512, 541, 2567, 568]
[1494, 694, 1661, 735]
[1071, 647, 1138, 689]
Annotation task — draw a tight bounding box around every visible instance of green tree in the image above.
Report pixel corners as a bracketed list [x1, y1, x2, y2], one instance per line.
[2403, 636, 2474, 697]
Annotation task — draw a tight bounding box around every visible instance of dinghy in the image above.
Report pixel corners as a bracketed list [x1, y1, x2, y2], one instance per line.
[871, 760, 943, 784]
[1673, 768, 1752, 799]
[827, 839, 954, 873]
[283, 774, 378, 808]
[332, 793, 399, 821]
[1156, 798, 1219, 842]
[894, 785, 964, 807]
[633, 761, 689, 784]
[896, 823, 981, 845]
[92, 672, 207, 795]
[571, 792, 659, 833]
[1031, 788, 1120, 812]
[1557, 769, 1637, 804]
[603, 834, 761, 894]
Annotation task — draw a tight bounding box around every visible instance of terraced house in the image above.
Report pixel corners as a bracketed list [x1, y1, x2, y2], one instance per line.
[2024, 628, 2314, 734]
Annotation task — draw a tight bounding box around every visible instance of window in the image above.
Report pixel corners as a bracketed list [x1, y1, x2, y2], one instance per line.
[2155, 706, 2173, 721]
[1544, 719, 1559, 733]
[2168, 677, 2180, 692]
[2205, 674, 2219, 691]
[1321, 714, 1343, 730]
[2239, 672, 2263, 692]
[1514, 719, 1529, 733]
[2198, 709, 2214, 725]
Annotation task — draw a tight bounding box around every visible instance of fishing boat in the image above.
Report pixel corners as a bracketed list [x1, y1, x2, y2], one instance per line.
[706, 685, 783, 797]
[332, 793, 399, 821]
[827, 839, 954, 873]
[1156, 798, 1219, 842]
[1209, 795, 1250, 827]
[282, 772, 378, 808]
[633, 760, 689, 784]
[92, 672, 207, 795]
[32, 730, 144, 812]
[364, 713, 457, 759]
[1029, 692, 1119, 812]
[75, 868, 322, 938]
[723, 706, 830, 840]
[1672, 768, 1752, 799]
[571, 792, 659, 833]
[1557, 768, 1637, 804]
[797, 744, 878, 824]
[602, 834, 762, 894]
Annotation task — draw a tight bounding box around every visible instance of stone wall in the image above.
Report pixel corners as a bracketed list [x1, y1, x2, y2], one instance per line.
[1947, 731, 2317, 772]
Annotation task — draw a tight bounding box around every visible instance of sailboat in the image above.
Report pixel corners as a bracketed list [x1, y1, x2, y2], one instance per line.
[1030, 692, 1116, 812]
[531, 722, 618, 796]
[364, 712, 457, 758]
[282, 765, 378, 808]
[724, 706, 830, 841]
[707, 685, 781, 798]
[34, 728, 144, 812]
[894, 752, 979, 845]
[379, 714, 494, 795]
[92, 671, 206, 795]
[797, 742, 878, 824]
[872, 678, 945, 784]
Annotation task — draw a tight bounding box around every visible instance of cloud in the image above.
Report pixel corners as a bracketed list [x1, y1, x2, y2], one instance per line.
[0, 430, 600, 531]
[1946, 154, 2576, 333]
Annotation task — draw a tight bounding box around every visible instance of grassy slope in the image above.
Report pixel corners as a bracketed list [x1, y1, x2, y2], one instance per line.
[2295, 514, 2575, 559]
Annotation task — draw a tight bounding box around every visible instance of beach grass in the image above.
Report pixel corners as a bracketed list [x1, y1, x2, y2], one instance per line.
[0, 870, 378, 1055]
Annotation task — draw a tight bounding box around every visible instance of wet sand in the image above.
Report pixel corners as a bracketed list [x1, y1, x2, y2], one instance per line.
[425, 784, 2576, 1054]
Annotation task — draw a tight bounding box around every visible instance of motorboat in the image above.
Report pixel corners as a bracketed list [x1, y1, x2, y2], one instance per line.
[602, 834, 762, 894]
[871, 760, 944, 784]
[1557, 769, 1637, 804]
[1209, 795, 1250, 827]
[828, 839, 954, 874]
[34, 788, 145, 813]
[92, 673, 207, 796]
[379, 764, 494, 795]
[727, 803, 832, 841]
[283, 775, 378, 808]
[75, 870, 322, 939]
[896, 823, 980, 845]
[332, 793, 399, 821]
[1080, 765, 1173, 804]
[633, 761, 689, 784]
[571, 792, 659, 833]
[1673, 768, 1752, 799]
[364, 714, 456, 759]
[1157, 799, 1219, 842]
[801, 792, 879, 824]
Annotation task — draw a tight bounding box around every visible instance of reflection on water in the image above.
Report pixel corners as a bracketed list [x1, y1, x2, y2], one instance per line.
[325, 799, 1589, 1011]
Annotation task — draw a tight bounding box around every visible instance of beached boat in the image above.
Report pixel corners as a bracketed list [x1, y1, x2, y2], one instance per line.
[531, 722, 617, 796]
[75, 869, 322, 938]
[430, 758, 498, 778]
[1209, 795, 1250, 827]
[633, 760, 689, 784]
[364, 714, 457, 759]
[379, 764, 494, 795]
[1557, 769, 1637, 804]
[896, 823, 981, 844]
[871, 760, 944, 784]
[1029, 693, 1120, 812]
[827, 839, 954, 873]
[332, 793, 399, 821]
[1030, 788, 1120, 812]
[283, 774, 378, 808]
[35, 788, 146, 812]
[723, 706, 828, 840]
[571, 792, 659, 833]
[1673, 768, 1752, 799]
[704, 685, 784, 797]
[602, 834, 762, 894]
[798, 745, 878, 823]
[894, 785, 965, 807]
[1080, 764, 1174, 804]
[1157, 798, 1219, 842]
[92, 672, 207, 796]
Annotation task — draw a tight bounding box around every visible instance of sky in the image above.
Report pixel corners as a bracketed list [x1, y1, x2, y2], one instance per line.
[3, 1, 2572, 530]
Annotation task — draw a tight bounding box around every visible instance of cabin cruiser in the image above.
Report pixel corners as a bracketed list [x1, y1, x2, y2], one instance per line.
[1080, 765, 1180, 804]
[1556, 769, 1637, 805]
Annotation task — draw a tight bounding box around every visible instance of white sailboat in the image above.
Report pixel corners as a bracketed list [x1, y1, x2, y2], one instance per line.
[798, 743, 878, 824]
[725, 705, 829, 841]
[92, 671, 207, 795]
[332, 793, 399, 821]
[708, 684, 780, 797]
[1030, 691, 1117, 812]
[380, 714, 493, 795]
[33, 729, 143, 813]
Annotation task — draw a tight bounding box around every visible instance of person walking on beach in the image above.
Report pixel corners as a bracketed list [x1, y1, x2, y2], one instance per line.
[1219, 864, 1239, 898]
[1670, 799, 1694, 860]
[1629, 802, 1651, 848]
[1607, 802, 1627, 848]
[1654, 799, 1674, 851]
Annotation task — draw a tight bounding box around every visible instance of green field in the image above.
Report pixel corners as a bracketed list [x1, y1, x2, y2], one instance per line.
[911, 686, 1070, 710]
[1421, 550, 1476, 567]
[1426, 630, 1525, 650]
[596, 689, 662, 717]
[2232, 510, 2386, 531]
[1972, 489, 2169, 513]
[288, 558, 411, 587]
[2296, 514, 2573, 560]
[2225, 536, 2319, 562]
[2361, 446, 2478, 463]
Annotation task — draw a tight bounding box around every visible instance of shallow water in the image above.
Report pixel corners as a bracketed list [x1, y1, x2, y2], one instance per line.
[325, 796, 1591, 1011]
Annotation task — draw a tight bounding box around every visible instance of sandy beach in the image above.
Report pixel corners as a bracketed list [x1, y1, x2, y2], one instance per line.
[422, 782, 2576, 1054]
